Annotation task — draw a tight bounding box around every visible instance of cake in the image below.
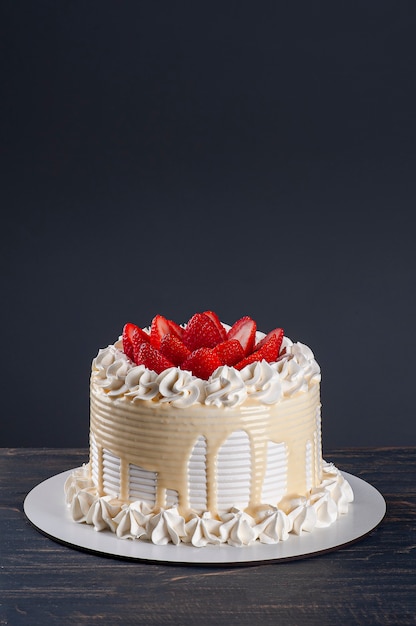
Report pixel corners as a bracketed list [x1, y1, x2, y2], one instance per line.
[65, 311, 353, 547]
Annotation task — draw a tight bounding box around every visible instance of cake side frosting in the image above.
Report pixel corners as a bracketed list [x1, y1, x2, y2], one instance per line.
[89, 380, 322, 516]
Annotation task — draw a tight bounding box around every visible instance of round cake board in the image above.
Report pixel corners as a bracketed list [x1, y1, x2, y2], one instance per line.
[23, 469, 385, 566]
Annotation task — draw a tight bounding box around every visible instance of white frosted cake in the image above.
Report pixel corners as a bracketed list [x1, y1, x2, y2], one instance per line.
[65, 312, 353, 546]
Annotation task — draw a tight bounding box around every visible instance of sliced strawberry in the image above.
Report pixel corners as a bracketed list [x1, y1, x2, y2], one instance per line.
[234, 335, 280, 370]
[122, 323, 135, 361]
[167, 318, 184, 339]
[182, 313, 224, 351]
[227, 316, 257, 355]
[150, 314, 182, 349]
[135, 342, 174, 374]
[122, 322, 149, 361]
[213, 339, 245, 366]
[254, 327, 284, 354]
[130, 325, 150, 353]
[180, 347, 222, 380]
[159, 333, 191, 366]
[203, 310, 227, 341]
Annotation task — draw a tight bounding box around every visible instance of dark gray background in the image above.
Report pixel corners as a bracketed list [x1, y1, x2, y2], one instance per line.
[2, 1, 415, 450]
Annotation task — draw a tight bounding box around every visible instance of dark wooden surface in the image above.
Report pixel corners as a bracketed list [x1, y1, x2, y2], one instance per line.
[1, 447, 415, 626]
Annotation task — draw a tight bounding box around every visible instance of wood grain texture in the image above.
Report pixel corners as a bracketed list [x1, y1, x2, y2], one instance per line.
[0, 448, 415, 626]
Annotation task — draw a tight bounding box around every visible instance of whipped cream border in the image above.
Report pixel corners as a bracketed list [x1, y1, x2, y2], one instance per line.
[64, 461, 353, 547]
[92, 329, 321, 408]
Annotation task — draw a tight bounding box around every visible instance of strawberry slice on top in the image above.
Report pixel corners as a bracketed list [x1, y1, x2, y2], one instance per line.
[135, 342, 174, 374]
[213, 339, 245, 366]
[182, 312, 224, 352]
[159, 334, 191, 366]
[150, 314, 183, 349]
[234, 334, 280, 370]
[203, 310, 227, 341]
[254, 327, 284, 353]
[227, 316, 257, 355]
[180, 347, 222, 380]
[122, 322, 149, 361]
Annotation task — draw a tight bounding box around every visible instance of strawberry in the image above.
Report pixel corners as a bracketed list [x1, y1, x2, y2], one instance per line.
[122, 322, 149, 361]
[122, 323, 136, 361]
[131, 325, 150, 352]
[254, 327, 284, 353]
[203, 310, 227, 341]
[180, 347, 222, 380]
[234, 335, 280, 370]
[150, 314, 182, 349]
[159, 333, 191, 366]
[227, 316, 257, 355]
[135, 342, 174, 374]
[167, 318, 184, 339]
[182, 313, 224, 351]
[213, 339, 245, 366]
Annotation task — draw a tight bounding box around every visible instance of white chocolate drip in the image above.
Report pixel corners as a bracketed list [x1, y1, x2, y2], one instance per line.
[89, 379, 322, 518]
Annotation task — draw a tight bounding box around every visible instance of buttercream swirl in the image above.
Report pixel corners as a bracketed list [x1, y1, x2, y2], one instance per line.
[255, 507, 291, 543]
[147, 507, 187, 545]
[114, 501, 153, 540]
[125, 366, 159, 401]
[289, 342, 321, 384]
[156, 368, 204, 408]
[93, 346, 130, 396]
[274, 357, 309, 396]
[240, 361, 282, 404]
[219, 508, 258, 546]
[204, 366, 247, 407]
[184, 513, 222, 547]
[64, 461, 354, 547]
[91, 327, 321, 408]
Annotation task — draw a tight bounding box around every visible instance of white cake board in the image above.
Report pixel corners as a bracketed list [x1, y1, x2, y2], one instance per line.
[24, 469, 385, 566]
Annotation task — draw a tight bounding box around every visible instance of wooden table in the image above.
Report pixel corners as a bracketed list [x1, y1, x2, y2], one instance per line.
[1, 447, 415, 625]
